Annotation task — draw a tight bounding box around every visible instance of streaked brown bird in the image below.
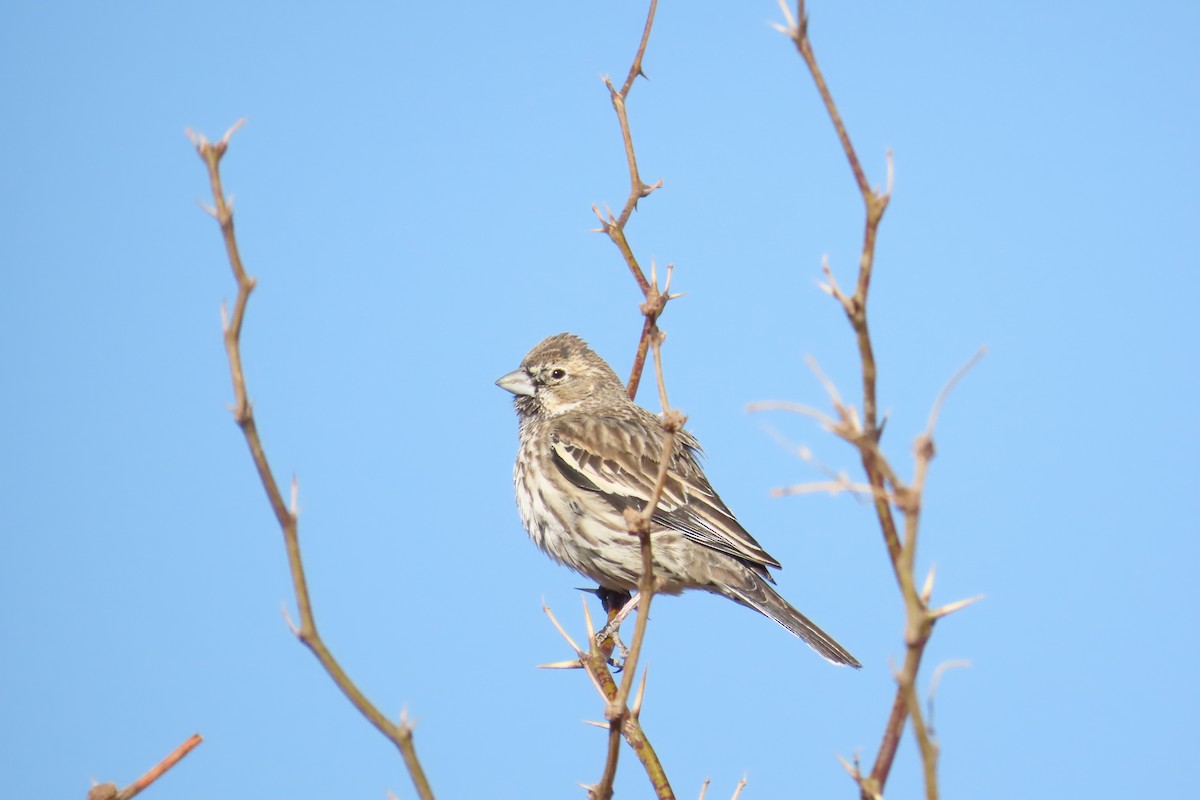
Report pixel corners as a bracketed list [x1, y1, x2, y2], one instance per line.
[496, 333, 860, 667]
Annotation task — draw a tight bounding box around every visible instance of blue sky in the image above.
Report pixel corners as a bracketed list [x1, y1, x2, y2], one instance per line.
[2, 1, 1197, 798]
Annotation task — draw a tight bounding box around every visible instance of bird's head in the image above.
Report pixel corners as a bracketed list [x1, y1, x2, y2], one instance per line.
[496, 333, 627, 419]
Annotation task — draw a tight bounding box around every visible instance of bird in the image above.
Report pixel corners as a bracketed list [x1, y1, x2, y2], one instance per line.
[496, 332, 860, 667]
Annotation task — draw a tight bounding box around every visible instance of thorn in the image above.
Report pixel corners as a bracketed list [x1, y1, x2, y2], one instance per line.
[197, 199, 218, 218]
[631, 667, 649, 718]
[836, 753, 859, 779]
[289, 474, 299, 516]
[583, 719, 608, 729]
[220, 302, 229, 330]
[581, 593, 596, 641]
[542, 600, 584, 655]
[804, 354, 847, 412]
[282, 603, 300, 636]
[921, 564, 936, 603]
[883, 148, 895, 199]
[221, 118, 247, 145]
[775, 0, 797, 33]
[538, 658, 585, 670]
[398, 706, 419, 732]
[926, 346, 987, 437]
[662, 262, 676, 294]
[928, 659, 971, 734]
[931, 594, 984, 620]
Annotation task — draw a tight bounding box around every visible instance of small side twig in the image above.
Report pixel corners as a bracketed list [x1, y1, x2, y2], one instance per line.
[88, 734, 202, 800]
[188, 122, 435, 800]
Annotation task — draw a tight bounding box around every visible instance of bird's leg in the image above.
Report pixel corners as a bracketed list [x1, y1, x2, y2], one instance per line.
[593, 587, 634, 667]
[595, 589, 644, 668]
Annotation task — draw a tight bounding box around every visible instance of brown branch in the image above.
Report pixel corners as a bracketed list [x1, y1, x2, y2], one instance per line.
[543, 602, 675, 800]
[593, 330, 681, 800]
[587, 3, 685, 795]
[587, 0, 675, 400]
[582, 5, 676, 794]
[187, 122, 435, 800]
[88, 734, 202, 800]
[771, 3, 983, 799]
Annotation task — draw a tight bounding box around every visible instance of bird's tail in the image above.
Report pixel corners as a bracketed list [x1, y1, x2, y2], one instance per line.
[725, 578, 861, 668]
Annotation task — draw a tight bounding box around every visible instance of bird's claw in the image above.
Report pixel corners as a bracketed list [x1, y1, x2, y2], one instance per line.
[595, 628, 630, 671]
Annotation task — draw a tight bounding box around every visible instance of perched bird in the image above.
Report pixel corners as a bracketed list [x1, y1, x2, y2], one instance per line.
[496, 333, 860, 667]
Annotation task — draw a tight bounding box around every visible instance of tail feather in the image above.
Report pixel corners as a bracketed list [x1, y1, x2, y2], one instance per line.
[726, 580, 861, 668]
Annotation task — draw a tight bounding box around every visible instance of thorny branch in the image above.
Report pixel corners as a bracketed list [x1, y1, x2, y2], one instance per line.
[547, 2, 680, 798]
[187, 122, 435, 800]
[765, 2, 982, 799]
[87, 734, 202, 800]
[588, 0, 678, 400]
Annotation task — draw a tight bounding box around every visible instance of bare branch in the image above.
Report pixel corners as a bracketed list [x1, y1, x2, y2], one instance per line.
[89, 733, 202, 800]
[594, 330, 680, 800]
[773, 4, 980, 799]
[589, 0, 676, 400]
[189, 124, 435, 800]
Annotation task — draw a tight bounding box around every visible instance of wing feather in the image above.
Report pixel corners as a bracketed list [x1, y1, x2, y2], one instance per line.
[549, 415, 781, 573]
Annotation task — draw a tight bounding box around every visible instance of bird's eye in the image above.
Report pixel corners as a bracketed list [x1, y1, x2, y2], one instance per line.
[550, 368, 566, 380]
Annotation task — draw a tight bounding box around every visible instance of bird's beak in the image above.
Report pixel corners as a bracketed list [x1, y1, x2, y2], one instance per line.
[496, 369, 536, 397]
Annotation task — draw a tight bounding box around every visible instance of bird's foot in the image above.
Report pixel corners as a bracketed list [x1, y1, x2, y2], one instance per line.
[595, 591, 642, 669]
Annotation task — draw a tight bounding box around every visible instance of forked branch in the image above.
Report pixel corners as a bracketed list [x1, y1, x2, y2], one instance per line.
[573, 2, 681, 797]
[767, 3, 982, 799]
[588, 0, 679, 399]
[187, 123, 435, 800]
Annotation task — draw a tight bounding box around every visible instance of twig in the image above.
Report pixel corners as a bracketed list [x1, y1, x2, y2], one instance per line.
[587, 0, 679, 400]
[579, 2, 679, 798]
[593, 331, 681, 800]
[772, 3, 982, 799]
[88, 733, 202, 800]
[187, 122, 435, 800]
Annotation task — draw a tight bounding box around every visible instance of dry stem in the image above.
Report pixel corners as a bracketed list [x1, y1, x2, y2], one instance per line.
[577, 3, 681, 797]
[588, 0, 679, 400]
[771, 3, 982, 799]
[188, 122, 434, 800]
[88, 734, 202, 800]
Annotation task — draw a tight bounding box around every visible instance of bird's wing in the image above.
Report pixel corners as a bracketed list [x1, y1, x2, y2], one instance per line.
[549, 415, 782, 572]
